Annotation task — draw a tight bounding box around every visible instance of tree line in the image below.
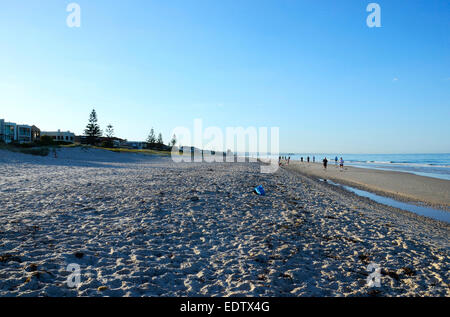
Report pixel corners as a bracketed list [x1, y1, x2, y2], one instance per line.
[84, 108, 176, 149]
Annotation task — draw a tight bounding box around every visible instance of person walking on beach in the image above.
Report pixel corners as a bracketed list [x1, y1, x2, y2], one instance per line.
[301, 157, 303, 163]
[335, 156, 338, 166]
[313, 156, 315, 163]
[339, 157, 344, 171]
[323, 157, 328, 169]
[288, 156, 290, 165]
[307, 156, 310, 163]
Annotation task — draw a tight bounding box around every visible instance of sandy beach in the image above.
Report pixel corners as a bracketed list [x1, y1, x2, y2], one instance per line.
[286, 161, 450, 210]
[0, 148, 449, 297]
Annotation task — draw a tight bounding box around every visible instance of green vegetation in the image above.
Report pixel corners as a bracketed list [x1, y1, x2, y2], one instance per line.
[0, 142, 171, 158]
[170, 134, 177, 147]
[102, 124, 115, 148]
[146, 128, 156, 144]
[39, 135, 54, 146]
[157, 133, 163, 144]
[0, 143, 50, 156]
[92, 146, 172, 156]
[84, 108, 102, 144]
[105, 124, 114, 138]
[59, 143, 82, 148]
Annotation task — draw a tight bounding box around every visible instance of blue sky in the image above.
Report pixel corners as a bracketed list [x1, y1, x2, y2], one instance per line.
[0, 0, 449, 153]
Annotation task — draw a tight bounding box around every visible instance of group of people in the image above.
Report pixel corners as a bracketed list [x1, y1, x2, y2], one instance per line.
[322, 156, 345, 170]
[279, 155, 317, 166]
[299, 156, 315, 163]
[279, 156, 291, 166]
[278, 155, 344, 171]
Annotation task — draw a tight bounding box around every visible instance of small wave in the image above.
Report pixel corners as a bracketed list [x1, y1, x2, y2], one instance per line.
[356, 161, 450, 168]
[367, 160, 393, 164]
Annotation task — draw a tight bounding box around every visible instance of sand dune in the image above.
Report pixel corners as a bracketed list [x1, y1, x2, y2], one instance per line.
[0, 148, 448, 296]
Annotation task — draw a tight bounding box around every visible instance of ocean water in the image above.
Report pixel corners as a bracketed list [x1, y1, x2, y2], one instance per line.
[281, 153, 450, 181]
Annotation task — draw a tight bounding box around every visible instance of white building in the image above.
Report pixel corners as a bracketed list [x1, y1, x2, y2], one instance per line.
[41, 130, 75, 143]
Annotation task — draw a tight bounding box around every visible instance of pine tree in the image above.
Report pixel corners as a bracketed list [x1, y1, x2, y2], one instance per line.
[105, 124, 114, 138]
[170, 134, 177, 147]
[102, 124, 115, 148]
[157, 133, 163, 145]
[146, 128, 156, 144]
[84, 109, 102, 144]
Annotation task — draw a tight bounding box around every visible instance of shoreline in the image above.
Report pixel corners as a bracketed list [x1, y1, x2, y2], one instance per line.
[285, 161, 450, 211]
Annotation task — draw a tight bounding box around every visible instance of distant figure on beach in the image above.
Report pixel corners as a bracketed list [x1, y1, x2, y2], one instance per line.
[323, 157, 328, 169]
[339, 157, 344, 170]
[335, 156, 338, 166]
[288, 156, 290, 165]
[313, 156, 315, 163]
[307, 156, 310, 163]
[278, 156, 281, 166]
[301, 157, 303, 162]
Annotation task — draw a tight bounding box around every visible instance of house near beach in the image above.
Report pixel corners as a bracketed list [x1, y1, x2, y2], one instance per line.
[1, 120, 16, 143]
[17, 125, 32, 143]
[1, 119, 41, 144]
[0, 119, 4, 141]
[31, 125, 41, 141]
[124, 141, 146, 149]
[41, 130, 75, 143]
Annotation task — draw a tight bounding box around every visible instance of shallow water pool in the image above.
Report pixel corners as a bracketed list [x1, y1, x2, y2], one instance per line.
[319, 179, 450, 223]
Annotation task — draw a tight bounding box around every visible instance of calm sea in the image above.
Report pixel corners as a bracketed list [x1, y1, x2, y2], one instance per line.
[280, 153, 450, 181]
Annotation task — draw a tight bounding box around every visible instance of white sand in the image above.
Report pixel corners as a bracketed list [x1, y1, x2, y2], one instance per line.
[0, 147, 448, 296]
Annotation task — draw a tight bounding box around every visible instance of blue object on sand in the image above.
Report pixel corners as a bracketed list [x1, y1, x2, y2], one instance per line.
[254, 185, 266, 196]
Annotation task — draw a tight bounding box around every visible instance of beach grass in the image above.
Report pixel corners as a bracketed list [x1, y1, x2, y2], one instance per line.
[58, 143, 82, 148]
[91, 146, 172, 156]
[0, 143, 50, 156]
[0, 143, 173, 157]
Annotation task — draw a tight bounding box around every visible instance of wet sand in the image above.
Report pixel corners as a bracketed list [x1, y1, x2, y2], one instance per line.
[285, 161, 450, 209]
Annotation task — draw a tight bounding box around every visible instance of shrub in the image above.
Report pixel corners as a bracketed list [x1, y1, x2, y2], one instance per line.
[21, 148, 50, 156]
[100, 140, 114, 148]
[39, 135, 55, 146]
[13, 142, 39, 148]
[54, 141, 72, 146]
